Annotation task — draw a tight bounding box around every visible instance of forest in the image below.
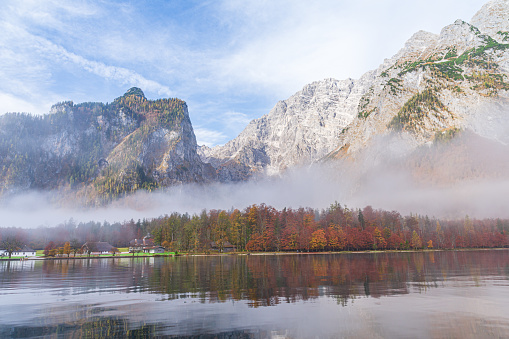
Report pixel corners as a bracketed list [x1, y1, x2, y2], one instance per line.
[0, 88, 189, 203]
[1, 202, 508, 253]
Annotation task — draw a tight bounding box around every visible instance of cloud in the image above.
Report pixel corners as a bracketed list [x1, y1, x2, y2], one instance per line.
[0, 92, 54, 115]
[222, 111, 253, 131]
[0, 0, 489, 137]
[211, 0, 487, 96]
[3, 159, 509, 230]
[4, 0, 99, 34]
[0, 1, 174, 115]
[192, 112, 252, 147]
[56, 45, 173, 97]
[3, 129, 509, 230]
[194, 128, 228, 147]
[0, 21, 172, 115]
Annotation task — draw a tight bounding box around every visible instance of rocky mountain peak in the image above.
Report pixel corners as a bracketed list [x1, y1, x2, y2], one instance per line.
[201, 0, 509, 181]
[391, 30, 438, 64]
[0, 88, 215, 203]
[471, 0, 509, 40]
[49, 101, 74, 115]
[200, 77, 366, 180]
[433, 19, 486, 56]
[123, 87, 146, 99]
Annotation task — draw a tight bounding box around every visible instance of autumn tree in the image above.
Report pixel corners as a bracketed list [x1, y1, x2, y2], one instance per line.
[262, 223, 277, 251]
[70, 238, 82, 257]
[246, 233, 263, 251]
[435, 221, 444, 249]
[1, 237, 23, 258]
[44, 241, 57, 257]
[427, 240, 433, 249]
[281, 227, 299, 251]
[63, 241, 71, 257]
[229, 209, 243, 250]
[326, 226, 345, 251]
[161, 240, 172, 250]
[310, 229, 327, 251]
[387, 233, 403, 250]
[411, 231, 423, 249]
[213, 211, 230, 252]
[373, 227, 387, 250]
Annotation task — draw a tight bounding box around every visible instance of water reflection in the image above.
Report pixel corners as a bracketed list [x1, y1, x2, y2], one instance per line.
[1, 250, 509, 338]
[148, 251, 509, 306]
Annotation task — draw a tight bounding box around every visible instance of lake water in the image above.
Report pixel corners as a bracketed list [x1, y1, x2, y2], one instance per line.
[1, 250, 509, 338]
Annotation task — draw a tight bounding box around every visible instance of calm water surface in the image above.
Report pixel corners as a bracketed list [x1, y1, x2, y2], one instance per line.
[1, 250, 509, 338]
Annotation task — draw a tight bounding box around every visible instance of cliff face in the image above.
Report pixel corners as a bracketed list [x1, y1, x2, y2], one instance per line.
[335, 3, 509, 160]
[199, 77, 373, 181]
[201, 0, 509, 178]
[0, 88, 215, 203]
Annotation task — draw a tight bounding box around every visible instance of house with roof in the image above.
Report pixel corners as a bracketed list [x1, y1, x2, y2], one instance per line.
[142, 246, 166, 254]
[129, 234, 155, 253]
[210, 241, 237, 253]
[81, 242, 115, 255]
[0, 245, 36, 257]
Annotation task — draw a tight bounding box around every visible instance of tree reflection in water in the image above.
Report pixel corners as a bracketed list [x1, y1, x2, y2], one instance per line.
[147, 250, 509, 306]
[1, 250, 508, 338]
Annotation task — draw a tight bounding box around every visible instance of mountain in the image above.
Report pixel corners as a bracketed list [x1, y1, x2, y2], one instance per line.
[0, 88, 215, 204]
[201, 0, 509, 179]
[2, 1, 508, 203]
[199, 77, 368, 181]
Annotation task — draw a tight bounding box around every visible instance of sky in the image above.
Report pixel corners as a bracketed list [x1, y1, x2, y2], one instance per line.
[0, 0, 488, 147]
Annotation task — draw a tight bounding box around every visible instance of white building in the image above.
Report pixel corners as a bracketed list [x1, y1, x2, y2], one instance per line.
[0, 245, 36, 257]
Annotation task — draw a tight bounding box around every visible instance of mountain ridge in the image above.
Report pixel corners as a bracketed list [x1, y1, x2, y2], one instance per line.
[198, 0, 509, 181]
[2, 0, 509, 202]
[0, 88, 215, 204]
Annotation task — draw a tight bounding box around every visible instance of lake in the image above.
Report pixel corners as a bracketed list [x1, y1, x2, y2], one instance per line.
[1, 250, 509, 338]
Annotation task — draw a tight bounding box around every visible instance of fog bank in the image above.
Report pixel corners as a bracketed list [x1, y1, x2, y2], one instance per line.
[2, 130, 509, 228]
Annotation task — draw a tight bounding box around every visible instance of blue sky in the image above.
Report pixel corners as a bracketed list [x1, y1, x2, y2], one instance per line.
[0, 0, 487, 146]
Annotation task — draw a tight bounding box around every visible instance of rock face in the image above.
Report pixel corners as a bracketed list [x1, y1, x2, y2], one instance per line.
[471, 0, 509, 40]
[0, 88, 215, 203]
[202, 0, 509, 177]
[200, 77, 373, 181]
[334, 1, 509, 160]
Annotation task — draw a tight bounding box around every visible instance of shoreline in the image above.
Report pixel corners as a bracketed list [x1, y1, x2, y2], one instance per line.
[2, 247, 508, 261]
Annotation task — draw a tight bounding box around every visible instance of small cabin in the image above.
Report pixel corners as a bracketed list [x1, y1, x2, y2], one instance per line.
[82, 242, 115, 255]
[210, 241, 237, 253]
[143, 246, 166, 254]
[0, 245, 36, 257]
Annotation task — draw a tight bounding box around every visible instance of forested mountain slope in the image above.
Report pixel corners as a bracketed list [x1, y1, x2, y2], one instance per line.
[0, 88, 215, 204]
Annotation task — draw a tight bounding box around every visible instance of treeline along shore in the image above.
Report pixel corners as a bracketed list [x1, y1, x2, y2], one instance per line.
[1, 203, 509, 255]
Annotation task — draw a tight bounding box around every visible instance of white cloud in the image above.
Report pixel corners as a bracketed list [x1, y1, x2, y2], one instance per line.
[27, 30, 173, 97]
[0, 0, 489, 133]
[0, 19, 173, 115]
[194, 128, 227, 147]
[211, 0, 487, 96]
[222, 111, 252, 132]
[192, 112, 252, 147]
[0, 92, 50, 115]
[58, 46, 173, 97]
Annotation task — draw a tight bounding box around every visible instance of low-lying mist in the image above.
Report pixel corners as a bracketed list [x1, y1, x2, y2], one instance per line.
[2, 130, 509, 229]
